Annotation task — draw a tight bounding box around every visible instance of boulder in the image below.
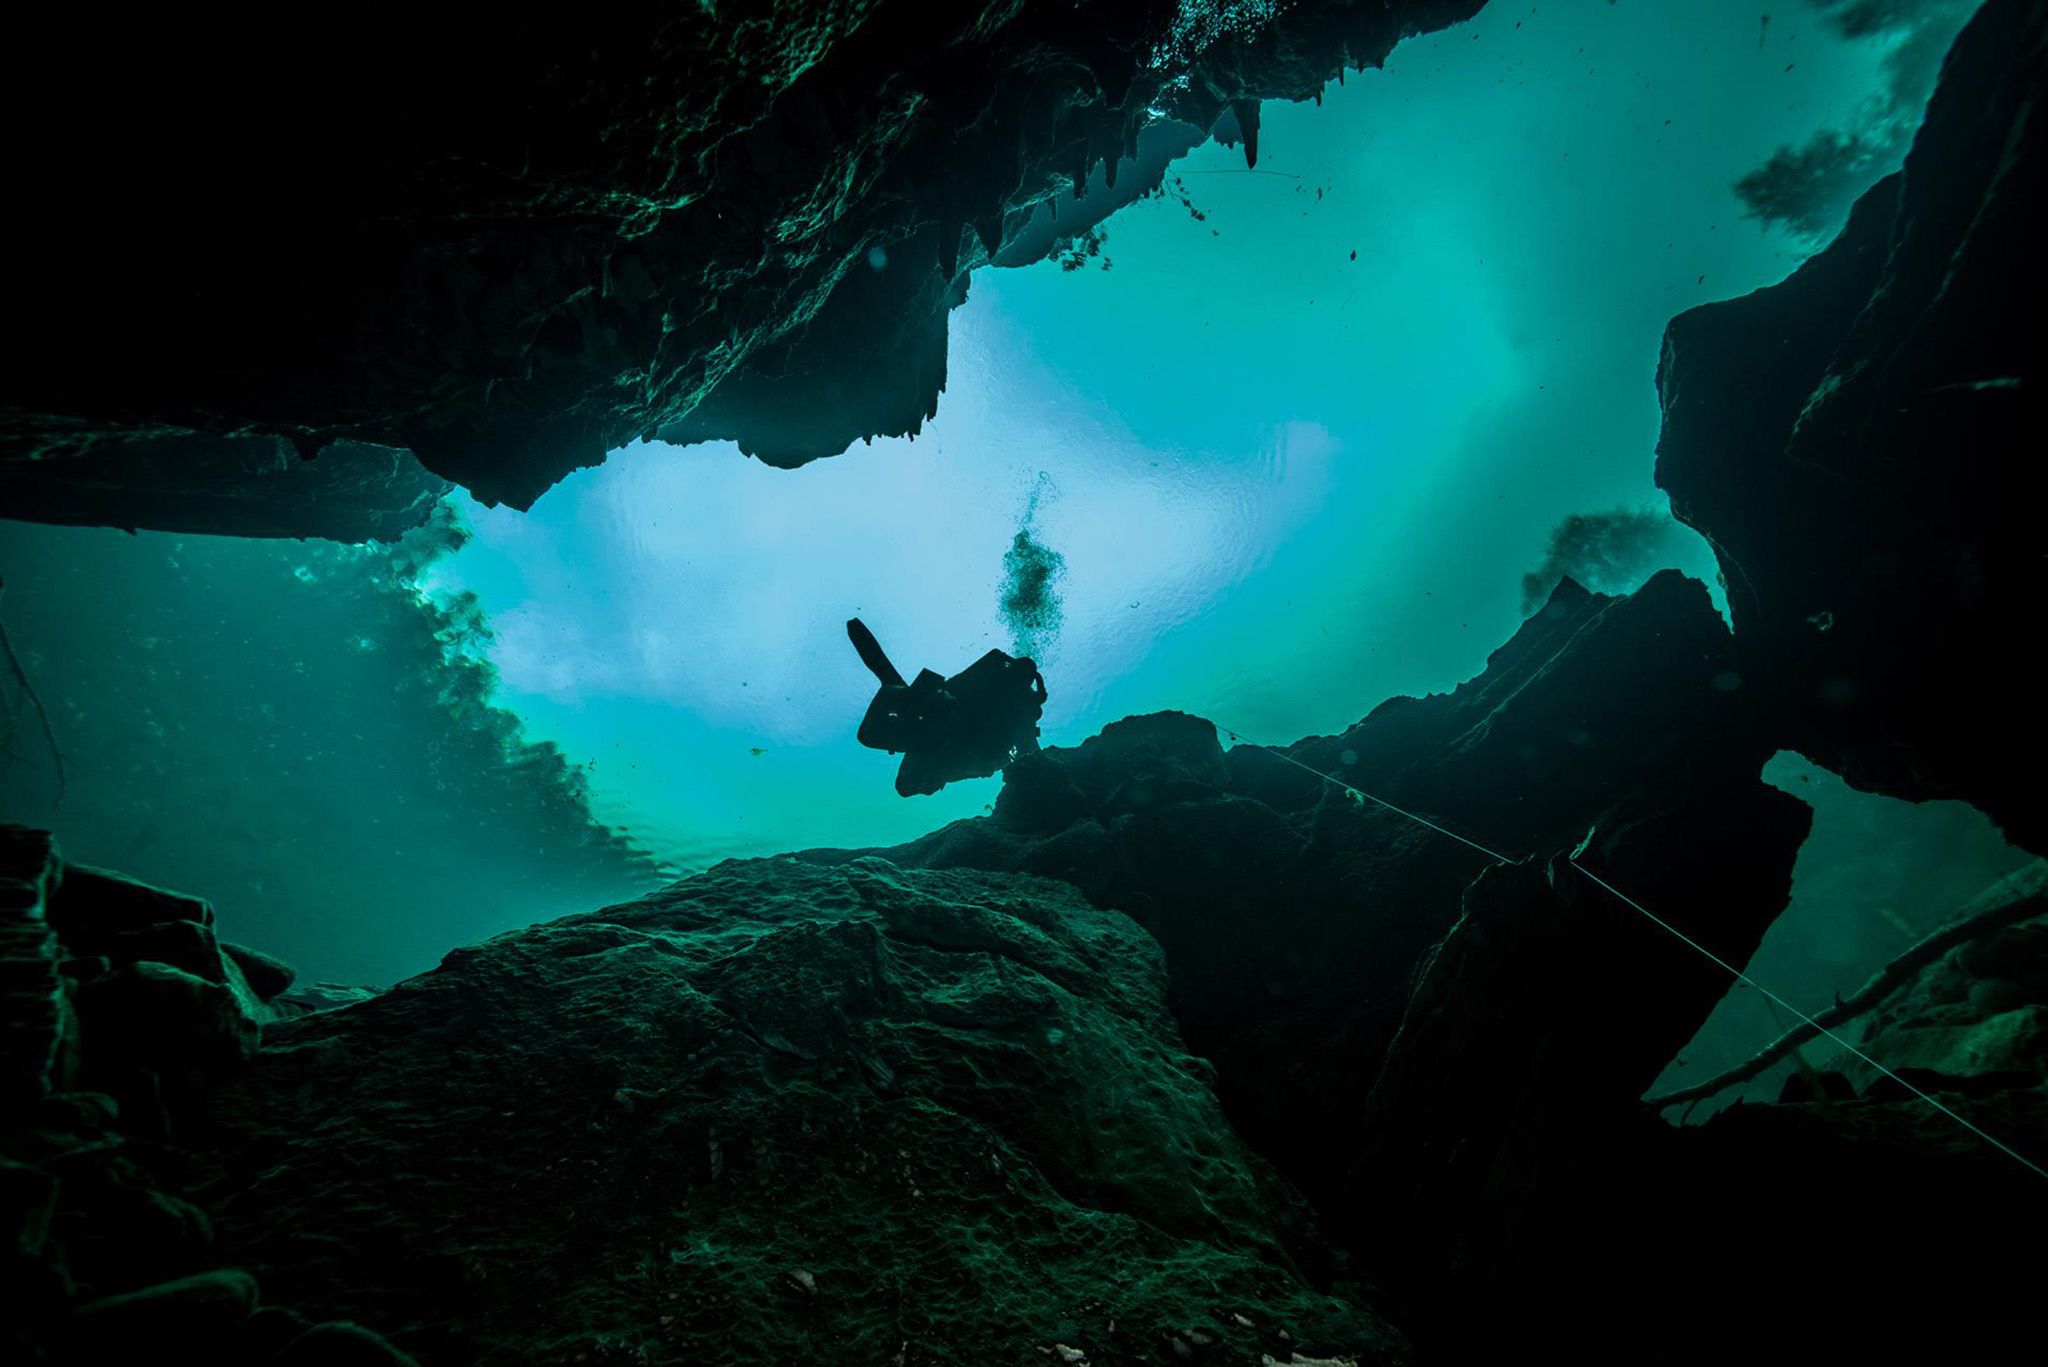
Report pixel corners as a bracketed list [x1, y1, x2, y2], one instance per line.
[46, 866, 214, 959]
[1839, 865, 2048, 1087]
[72, 1268, 259, 1353]
[282, 1321, 422, 1367]
[271, 983, 380, 1017]
[222, 943, 297, 1003]
[77, 962, 262, 1129]
[110, 920, 230, 985]
[43, 1147, 219, 1292]
[196, 859, 1408, 1365]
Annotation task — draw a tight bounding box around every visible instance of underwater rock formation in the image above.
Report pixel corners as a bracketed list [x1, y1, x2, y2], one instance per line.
[1343, 824, 1803, 1350]
[1657, 0, 2048, 851]
[1348, 788, 1809, 1236]
[0, 828, 420, 1367]
[10, 772, 2045, 1363]
[0, 437, 449, 545]
[181, 858, 1405, 1366]
[1344, 852, 2048, 1362]
[3, 1, 1482, 536]
[4, 4, 2044, 1363]
[1836, 860, 2048, 1086]
[1372, 1029, 2048, 1362]
[5, 833, 1408, 1363]
[806, 570, 1804, 1207]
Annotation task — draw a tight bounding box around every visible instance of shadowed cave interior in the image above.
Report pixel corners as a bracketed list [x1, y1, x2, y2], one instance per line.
[2, 2, 2044, 1364]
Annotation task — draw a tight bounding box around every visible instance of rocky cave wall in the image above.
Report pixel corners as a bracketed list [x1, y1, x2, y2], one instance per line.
[1, 0, 1481, 537]
[1656, 0, 2046, 849]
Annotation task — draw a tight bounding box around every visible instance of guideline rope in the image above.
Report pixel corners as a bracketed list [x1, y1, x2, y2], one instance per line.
[1217, 724, 2048, 1184]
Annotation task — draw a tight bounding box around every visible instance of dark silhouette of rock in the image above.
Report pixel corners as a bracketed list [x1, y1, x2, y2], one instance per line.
[222, 944, 298, 1005]
[0, 831, 382, 1367]
[235, 1306, 315, 1363]
[0, 1156, 58, 1260]
[1344, 790, 1812, 1354]
[271, 984, 380, 1017]
[44, 864, 215, 959]
[0, 828, 67, 1109]
[1517, 1080, 2048, 1365]
[78, 963, 261, 1124]
[282, 1321, 423, 1367]
[0, 437, 449, 545]
[2, 2, 1483, 536]
[807, 571, 1793, 1207]
[110, 920, 234, 987]
[1657, 0, 2048, 852]
[72, 1268, 261, 1354]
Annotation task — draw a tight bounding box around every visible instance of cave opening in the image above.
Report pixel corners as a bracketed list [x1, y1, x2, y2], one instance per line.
[0, 0, 1998, 1008]
[2, 1, 2041, 1361]
[425, 0, 1898, 876]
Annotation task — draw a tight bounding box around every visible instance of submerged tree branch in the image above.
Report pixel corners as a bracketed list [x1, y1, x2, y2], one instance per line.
[0, 577, 68, 808]
[1648, 861, 2048, 1109]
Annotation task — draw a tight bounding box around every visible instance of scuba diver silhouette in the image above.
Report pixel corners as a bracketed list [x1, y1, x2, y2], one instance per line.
[846, 618, 1047, 796]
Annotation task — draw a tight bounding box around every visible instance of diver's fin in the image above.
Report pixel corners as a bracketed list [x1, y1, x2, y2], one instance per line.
[847, 618, 906, 688]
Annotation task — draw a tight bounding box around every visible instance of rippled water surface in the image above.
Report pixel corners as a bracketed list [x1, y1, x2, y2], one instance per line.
[435, 0, 1901, 867]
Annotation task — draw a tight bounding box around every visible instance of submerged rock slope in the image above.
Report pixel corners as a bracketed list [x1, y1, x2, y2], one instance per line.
[3, 1, 1480, 537]
[788, 569, 2045, 1360]
[188, 858, 1404, 1366]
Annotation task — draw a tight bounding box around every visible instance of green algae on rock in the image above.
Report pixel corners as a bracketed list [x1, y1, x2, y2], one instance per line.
[198, 858, 1405, 1365]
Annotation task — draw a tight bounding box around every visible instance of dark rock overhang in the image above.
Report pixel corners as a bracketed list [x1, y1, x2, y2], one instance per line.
[1, 1, 1483, 539]
[1655, 0, 2047, 849]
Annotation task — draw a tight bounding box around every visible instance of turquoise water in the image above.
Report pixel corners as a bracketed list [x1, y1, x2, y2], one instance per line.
[432, 0, 1898, 869]
[2, 1, 1990, 994]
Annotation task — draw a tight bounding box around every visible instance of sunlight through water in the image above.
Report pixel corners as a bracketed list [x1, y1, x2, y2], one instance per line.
[432, 0, 1910, 870]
